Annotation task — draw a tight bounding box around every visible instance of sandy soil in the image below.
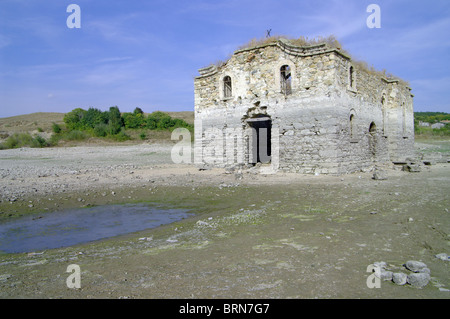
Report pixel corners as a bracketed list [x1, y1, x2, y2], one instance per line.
[0, 142, 449, 299]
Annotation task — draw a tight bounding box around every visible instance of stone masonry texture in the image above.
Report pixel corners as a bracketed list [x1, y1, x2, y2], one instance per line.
[194, 38, 415, 174]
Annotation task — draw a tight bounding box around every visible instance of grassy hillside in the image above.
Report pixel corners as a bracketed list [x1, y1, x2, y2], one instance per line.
[0, 112, 65, 134]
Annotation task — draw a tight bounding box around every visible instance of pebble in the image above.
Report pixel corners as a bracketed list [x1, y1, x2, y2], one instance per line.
[435, 253, 449, 261]
[380, 270, 393, 281]
[404, 260, 427, 273]
[373, 261, 387, 269]
[373, 260, 432, 288]
[392, 273, 408, 285]
[407, 273, 431, 288]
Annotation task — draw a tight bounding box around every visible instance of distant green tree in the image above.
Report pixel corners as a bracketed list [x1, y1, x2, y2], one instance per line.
[123, 111, 145, 129]
[145, 111, 193, 131]
[83, 107, 108, 129]
[133, 107, 144, 115]
[63, 108, 87, 130]
[146, 111, 173, 130]
[93, 123, 108, 137]
[107, 106, 123, 135]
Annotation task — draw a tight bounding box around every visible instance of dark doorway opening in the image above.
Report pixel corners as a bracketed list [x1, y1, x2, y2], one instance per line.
[247, 116, 272, 164]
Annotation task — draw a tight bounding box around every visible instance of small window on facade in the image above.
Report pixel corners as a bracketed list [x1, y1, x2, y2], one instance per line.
[280, 65, 292, 96]
[223, 76, 232, 98]
[350, 114, 355, 138]
[369, 122, 377, 134]
[381, 95, 386, 135]
[349, 66, 355, 89]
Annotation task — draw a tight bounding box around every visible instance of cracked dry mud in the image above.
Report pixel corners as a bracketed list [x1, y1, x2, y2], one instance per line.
[0, 142, 449, 299]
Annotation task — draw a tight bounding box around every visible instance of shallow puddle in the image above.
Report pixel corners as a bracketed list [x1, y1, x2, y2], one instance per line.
[0, 203, 192, 253]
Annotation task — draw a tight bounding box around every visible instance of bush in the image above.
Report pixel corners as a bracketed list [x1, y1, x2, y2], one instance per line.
[49, 133, 61, 146]
[64, 130, 88, 141]
[60, 107, 192, 144]
[415, 125, 450, 137]
[123, 112, 145, 129]
[52, 122, 62, 134]
[93, 123, 108, 137]
[146, 111, 193, 131]
[2, 133, 33, 149]
[63, 108, 87, 130]
[107, 106, 123, 135]
[111, 128, 130, 142]
[31, 135, 49, 148]
[0, 133, 50, 149]
[84, 107, 108, 129]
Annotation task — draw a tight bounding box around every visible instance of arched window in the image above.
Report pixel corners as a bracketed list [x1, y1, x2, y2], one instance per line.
[350, 114, 355, 138]
[349, 65, 355, 89]
[369, 122, 377, 134]
[223, 76, 232, 98]
[280, 65, 292, 96]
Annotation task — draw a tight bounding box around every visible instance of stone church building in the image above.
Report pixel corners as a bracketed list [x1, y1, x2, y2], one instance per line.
[194, 38, 415, 174]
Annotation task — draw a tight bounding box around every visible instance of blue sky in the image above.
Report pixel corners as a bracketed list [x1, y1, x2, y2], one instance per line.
[0, 0, 449, 118]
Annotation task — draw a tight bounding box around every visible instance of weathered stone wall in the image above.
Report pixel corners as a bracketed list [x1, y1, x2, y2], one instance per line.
[194, 39, 415, 174]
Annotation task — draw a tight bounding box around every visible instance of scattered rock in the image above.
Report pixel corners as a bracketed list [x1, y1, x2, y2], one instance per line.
[380, 270, 393, 281]
[404, 260, 427, 273]
[196, 220, 213, 228]
[27, 252, 45, 256]
[403, 164, 421, 172]
[407, 273, 431, 288]
[419, 267, 431, 274]
[372, 260, 432, 288]
[372, 170, 388, 180]
[435, 253, 449, 261]
[373, 261, 387, 269]
[392, 272, 408, 285]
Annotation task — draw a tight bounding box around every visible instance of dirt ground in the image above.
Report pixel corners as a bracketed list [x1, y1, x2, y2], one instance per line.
[0, 140, 449, 299]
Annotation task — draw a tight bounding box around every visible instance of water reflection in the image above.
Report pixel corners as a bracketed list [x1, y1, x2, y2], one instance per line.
[0, 203, 192, 253]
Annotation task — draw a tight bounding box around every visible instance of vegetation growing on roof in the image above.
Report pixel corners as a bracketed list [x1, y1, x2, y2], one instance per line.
[236, 34, 344, 51]
[214, 34, 406, 84]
